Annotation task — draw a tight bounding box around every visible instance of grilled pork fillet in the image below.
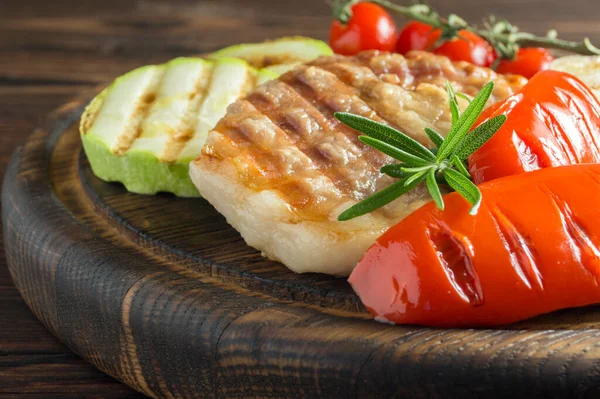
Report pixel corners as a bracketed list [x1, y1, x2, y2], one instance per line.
[190, 51, 526, 276]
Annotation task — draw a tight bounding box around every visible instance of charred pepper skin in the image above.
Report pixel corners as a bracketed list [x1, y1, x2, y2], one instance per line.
[350, 164, 600, 327]
[469, 70, 600, 184]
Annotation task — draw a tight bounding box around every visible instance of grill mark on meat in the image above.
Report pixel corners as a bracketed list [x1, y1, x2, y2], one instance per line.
[246, 81, 353, 195]
[278, 68, 390, 198]
[320, 60, 452, 145]
[352, 51, 526, 104]
[194, 51, 528, 274]
[230, 101, 313, 175]
[359, 51, 450, 89]
[300, 63, 398, 159]
[323, 57, 462, 133]
[281, 66, 390, 170]
[319, 60, 449, 143]
[318, 61, 415, 129]
[287, 62, 437, 195]
[208, 103, 284, 186]
[248, 82, 364, 198]
[208, 94, 347, 214]
[223, 99, 347, 213]
[199, 51, 527, 223]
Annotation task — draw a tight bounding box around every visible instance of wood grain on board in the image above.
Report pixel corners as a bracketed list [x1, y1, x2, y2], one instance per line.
[4, 0, 600, 397]
[7, 92, 600, 398]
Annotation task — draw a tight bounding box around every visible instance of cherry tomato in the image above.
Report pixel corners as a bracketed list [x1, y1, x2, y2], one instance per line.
[433, 30, 497, 67]
[395, 21, 441, 54]
[496, 47, 554, 78]
[329, 2, 397, 55]
[468, 70, 600, 184]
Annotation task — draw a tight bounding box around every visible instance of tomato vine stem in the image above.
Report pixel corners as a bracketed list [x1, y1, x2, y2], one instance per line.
[330, 0, 600, 60]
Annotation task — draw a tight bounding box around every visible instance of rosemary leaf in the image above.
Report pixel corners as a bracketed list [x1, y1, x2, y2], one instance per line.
[337, 177, 423, 221]
[424, 127, 444, 148]
[452, 155, 471, 178]
[446, 81, 460, 124]
[456, 92, 473, 103]
[454, 115, 507, 160]
[335, 78, 504, 221]
[358, 136, 430, 167]
[443, 168, 482, 215]
[401, 165, 434, 174]
[335, 112, 435, 161]
[380, 164, 408, 178]
[426, 168, 444, 210]
[403, 168, 430, 187]
[436, 81, 494, 161]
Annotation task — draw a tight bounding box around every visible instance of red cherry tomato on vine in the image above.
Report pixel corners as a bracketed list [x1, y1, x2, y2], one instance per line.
[395, 22, 496, 67]
[433, 30, 497, 67]
[496, 47, 554, 78]
[395, 21, 441, 54]
[329, 2, 397, 55]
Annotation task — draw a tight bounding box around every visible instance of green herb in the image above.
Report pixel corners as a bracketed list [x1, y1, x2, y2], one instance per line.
[335, 81, 505, 221]
[331, 0, 600, 60]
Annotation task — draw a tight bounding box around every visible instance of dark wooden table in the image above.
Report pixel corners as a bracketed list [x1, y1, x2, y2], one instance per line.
[2, 0, 600, 397]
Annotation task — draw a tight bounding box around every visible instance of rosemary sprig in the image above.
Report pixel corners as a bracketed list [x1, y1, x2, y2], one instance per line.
[331, 0, 600, 60]
[335, 81, 506, 221]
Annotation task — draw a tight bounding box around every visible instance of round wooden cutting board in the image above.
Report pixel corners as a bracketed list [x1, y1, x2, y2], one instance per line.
[5, 91, 600, 399]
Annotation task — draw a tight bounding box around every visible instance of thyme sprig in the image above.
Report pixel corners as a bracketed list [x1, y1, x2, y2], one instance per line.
[331, 0, 600, 60]
[335, 81, 506, 221]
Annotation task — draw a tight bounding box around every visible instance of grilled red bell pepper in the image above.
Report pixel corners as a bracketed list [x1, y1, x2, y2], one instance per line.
[349, 163, 600, 327]
[468, 70, 600, 184]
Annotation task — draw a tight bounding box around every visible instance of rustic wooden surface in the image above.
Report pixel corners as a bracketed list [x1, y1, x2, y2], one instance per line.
[3, 0, 600, 398]
[10, 75, 600, 399]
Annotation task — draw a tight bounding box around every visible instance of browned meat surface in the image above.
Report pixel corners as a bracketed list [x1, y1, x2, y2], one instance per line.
[190, 51, 527, 276]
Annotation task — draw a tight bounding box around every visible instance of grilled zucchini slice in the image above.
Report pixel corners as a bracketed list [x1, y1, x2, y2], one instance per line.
[80, 37, 332, 197]
[208, 36, 332, 69]
[81, 58, 275, 196]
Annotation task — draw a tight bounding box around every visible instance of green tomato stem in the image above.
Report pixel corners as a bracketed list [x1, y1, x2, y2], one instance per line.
[357, 0, 600, 58]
